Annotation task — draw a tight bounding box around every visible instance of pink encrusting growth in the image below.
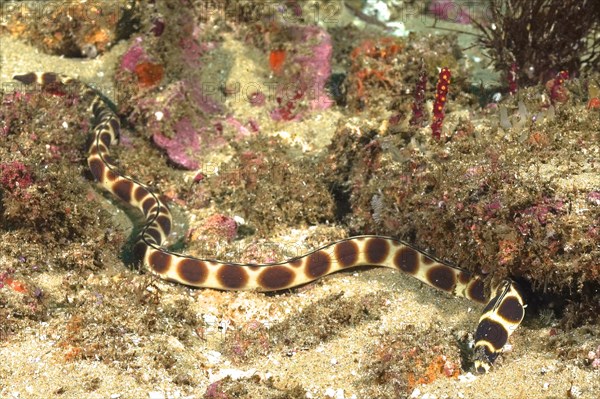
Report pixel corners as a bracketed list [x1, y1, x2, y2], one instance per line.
[0, 161, 33, 192]
[118, 22, 223, 171]
[270, 25, 334, 121]
[120, 37, 150, 72]
[152, 117, 203, 170]
[200, 214, 238, 242]
[431, 67, 451, 140]
[127, 78, 226, 170]
[429, 0, 472, 24]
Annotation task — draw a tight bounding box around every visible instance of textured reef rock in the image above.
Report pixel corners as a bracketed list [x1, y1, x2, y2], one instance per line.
[0, 0, 136, 57]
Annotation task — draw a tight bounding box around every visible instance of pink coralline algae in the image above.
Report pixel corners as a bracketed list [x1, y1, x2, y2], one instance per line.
[124, 15, 223, 170]
[195, 214, 238, 242]
[203, 380, 228, 399]
[294, 26, 334, 111]
[588, 191, 600, 206]
[120, 37, 165, 88]
[131, 79, 225, 170]
[187, 80, 223, 115]
[226, 116, 260, 139]
[120, 37, 150, 72]
[179, 37, 209, 68]
[248, 91, 266, 107]
[271, 89, 303, 122]
[174, 13, 219, 69]
[516, 198, 564, 235]
[270, 25, 334, 121]
[521, 199, 564, 225]
[0, 161, 33, 192]
[588, 345, 600, 369]
[152, 118, 203, 170]
[429, 0, 472, 24]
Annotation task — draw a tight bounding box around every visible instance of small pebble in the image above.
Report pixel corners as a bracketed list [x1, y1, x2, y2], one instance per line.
[148, 392, 165, 399]
[363, 0, 391, 21]
[81, 44, 98, 58]
[388, 21, 408, 37]
[458, 372, 476, 383]
[203, 314, 218, 325]
[233, 215, 246, 225]
[204, 350, 222, 365]
[569, 385, 582, 398]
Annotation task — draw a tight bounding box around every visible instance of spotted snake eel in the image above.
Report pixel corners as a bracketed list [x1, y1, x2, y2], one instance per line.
[13, 72, 526, 374]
